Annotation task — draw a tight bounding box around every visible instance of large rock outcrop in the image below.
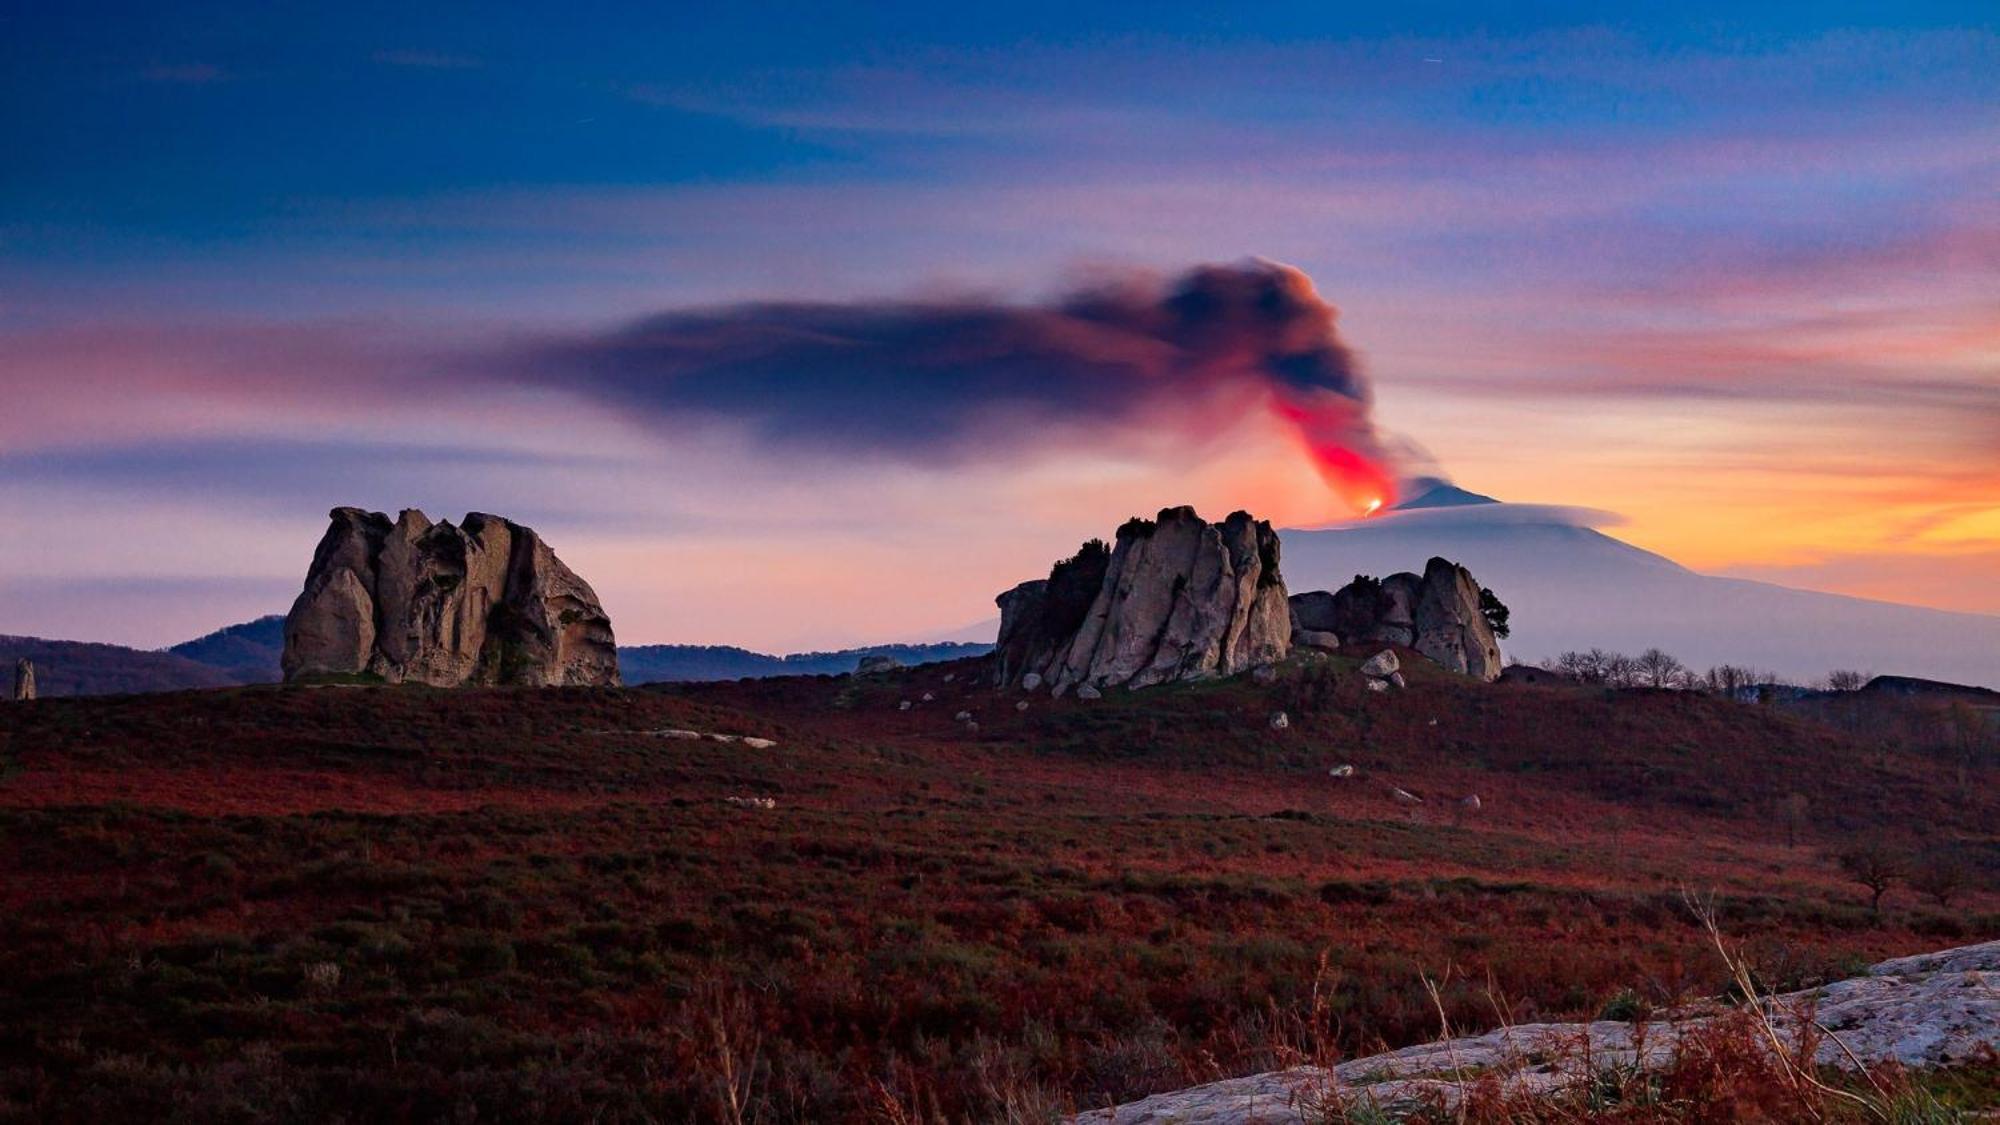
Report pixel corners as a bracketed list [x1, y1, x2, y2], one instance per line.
[11, 659, 33, 701]
[282, 508, 619, 687]
[1292, 557, 1503, 681]
[994, 507, 1290, 694]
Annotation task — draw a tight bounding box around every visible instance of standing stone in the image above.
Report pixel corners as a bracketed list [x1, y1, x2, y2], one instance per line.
[12, 659, 35, 701]
[281, 507, 619, 687]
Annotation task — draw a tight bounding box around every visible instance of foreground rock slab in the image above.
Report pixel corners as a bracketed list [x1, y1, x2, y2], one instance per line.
[283, 507, 618, 687]
[1074, 940, 2000, 1123]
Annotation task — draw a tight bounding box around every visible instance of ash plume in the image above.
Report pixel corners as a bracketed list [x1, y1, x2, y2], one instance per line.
[504, 259, 1401, 504]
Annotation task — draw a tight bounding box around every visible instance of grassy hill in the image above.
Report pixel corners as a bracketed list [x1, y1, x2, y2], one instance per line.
[0, 651, 1992, 1120]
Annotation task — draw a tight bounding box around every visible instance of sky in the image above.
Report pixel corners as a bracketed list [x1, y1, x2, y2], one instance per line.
[2, 2, 1996, 650]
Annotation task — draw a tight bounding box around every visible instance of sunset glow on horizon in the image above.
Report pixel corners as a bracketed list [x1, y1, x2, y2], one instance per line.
[2, 4, 1995, 649]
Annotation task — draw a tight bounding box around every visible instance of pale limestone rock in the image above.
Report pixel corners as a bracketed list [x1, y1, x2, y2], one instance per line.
[281, 507, 617, 687]
[1360, 650, 1400, 677]
[995, 507, 1290, 694]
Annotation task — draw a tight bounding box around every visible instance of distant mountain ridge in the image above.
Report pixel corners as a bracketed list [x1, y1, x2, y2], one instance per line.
[167, 615, 286, 681]
[1282, 490, 1999, 687]
[3, 624, 992, 697]
[618, 642, 992, 684]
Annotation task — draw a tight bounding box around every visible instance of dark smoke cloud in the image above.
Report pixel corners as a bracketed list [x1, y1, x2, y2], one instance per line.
[503, 259, 1391, 474]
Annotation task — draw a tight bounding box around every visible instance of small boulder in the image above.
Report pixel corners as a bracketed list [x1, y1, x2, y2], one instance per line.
[742, 737, 777, 750]
[1388, 671, 1407, 689]
[898, 700, 913, 711]
[1360, 650, 1400, 677]
[921, 691, 936, 702]
[1269, 711, 1290, 730]
[1020, 672, 1044, 692]
[1391, 787, 1423, 805]
[1329, 764, 1355, 778]
[1076, 684, 1103, 700]
[1015, 700, 1030, 712]
[942, 673, 955, 683]
[1460, 794, 1482, 811]
[1294, 629, 1341, 649]
[1365, 679, 1389, 694]
[954, 710, 973, 722]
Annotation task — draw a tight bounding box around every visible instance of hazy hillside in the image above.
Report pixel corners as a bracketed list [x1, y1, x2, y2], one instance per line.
[619, 641, 992, 684]
[166, 615, 285, 682]
[5, 621, 993, 696]
[0, 635, 239, 697]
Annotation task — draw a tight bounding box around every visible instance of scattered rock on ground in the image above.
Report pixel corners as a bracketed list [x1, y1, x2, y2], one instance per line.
[1269, 711, 1290, 730]
[1360, 650, 1400, 677]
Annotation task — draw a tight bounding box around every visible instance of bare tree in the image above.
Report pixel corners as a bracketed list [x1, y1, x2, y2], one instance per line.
[1834, 842, 1908, 917]
[1824, 669, 1870, 692]
[1633, 648, 1687, 689]
[1603, 652, 1640, 689]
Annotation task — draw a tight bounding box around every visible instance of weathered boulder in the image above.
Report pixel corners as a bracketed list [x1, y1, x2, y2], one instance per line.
[994, 507, 1291, 694]
[1360, 650, 1400, 678]
[281, 507, 619, 687]
[12, 659, 34, 701]
[1302, 559, 1502, 681]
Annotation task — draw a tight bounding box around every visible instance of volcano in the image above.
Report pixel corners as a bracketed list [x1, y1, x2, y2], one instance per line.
[1280, 487, 2000, 688]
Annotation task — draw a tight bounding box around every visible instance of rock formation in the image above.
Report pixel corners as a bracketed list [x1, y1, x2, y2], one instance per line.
[994, 507, 1290, 694]
[1290, 557, 1503, 682]
[12, 659, 34, 701]
[281, 507, 619, 687]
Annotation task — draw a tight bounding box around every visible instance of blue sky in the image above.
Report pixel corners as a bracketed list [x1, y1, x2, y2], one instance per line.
[2, 2, 1995, 647]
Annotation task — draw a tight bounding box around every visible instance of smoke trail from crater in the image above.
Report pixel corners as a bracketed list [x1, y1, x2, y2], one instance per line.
[505, 258, 1404, 513]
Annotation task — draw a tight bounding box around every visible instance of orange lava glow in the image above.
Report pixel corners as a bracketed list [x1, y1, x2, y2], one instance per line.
[1270, 396, 1398, 518]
